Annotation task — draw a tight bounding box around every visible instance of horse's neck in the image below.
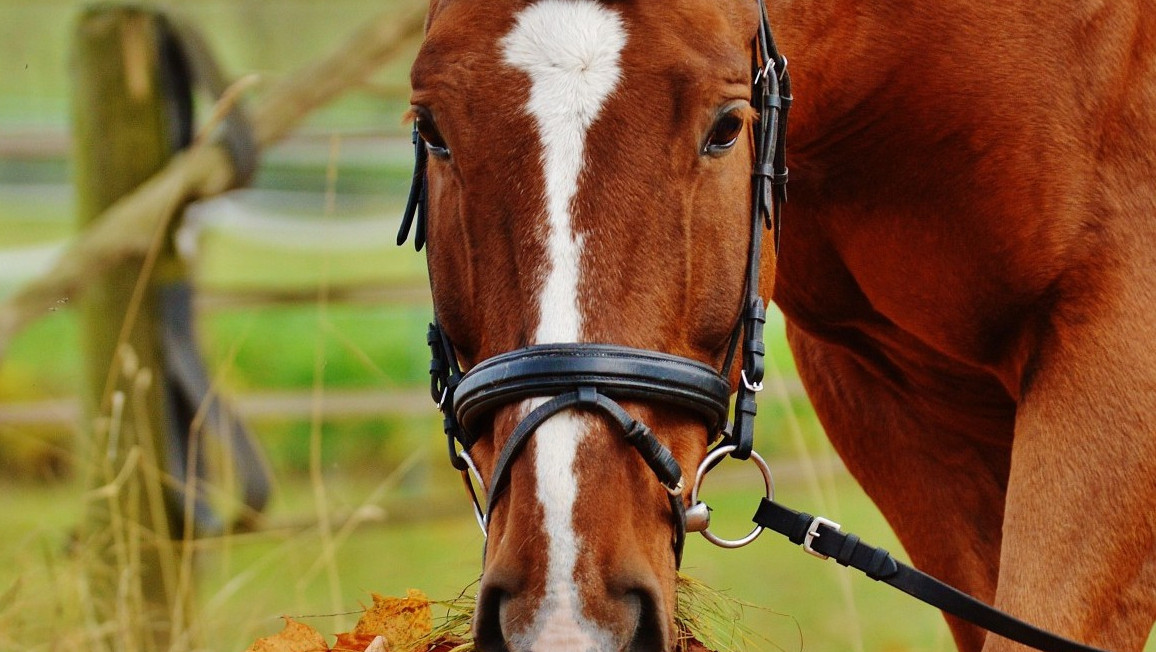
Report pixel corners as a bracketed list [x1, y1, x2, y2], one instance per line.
[771, 0, 1130, 162]
[769, 0, 906, 154]
[767, 0, 1034, 367]
[767, 0, 1155, 379]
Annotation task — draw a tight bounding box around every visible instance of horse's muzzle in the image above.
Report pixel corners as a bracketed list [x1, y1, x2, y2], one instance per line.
[474, 569, 671, 652]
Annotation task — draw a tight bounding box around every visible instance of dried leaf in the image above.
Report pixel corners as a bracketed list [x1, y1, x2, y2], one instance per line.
[332, 632, 379, 652]
[350, 589, 434, 651]
[245, 617, 330, 652]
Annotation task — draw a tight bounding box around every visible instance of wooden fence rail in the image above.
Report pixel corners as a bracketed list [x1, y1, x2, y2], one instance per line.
[0, 388, 437, 428]
[0, 381, 810, 428]
[0, 2, 427, 359]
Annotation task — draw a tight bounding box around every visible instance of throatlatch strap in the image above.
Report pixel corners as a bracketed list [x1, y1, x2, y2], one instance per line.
[752, 500, 1110, 652]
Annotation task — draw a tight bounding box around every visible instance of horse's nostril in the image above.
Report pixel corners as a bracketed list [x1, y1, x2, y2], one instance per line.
[625, 588, 666, 652]
[474, 583, 511, 652]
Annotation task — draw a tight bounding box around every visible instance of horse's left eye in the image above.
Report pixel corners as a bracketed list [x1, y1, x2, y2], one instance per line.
[703, 109, 745, 156]
[414, 111, 451, 159]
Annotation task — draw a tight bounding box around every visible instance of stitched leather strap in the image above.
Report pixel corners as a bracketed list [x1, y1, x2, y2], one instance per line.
[753, 500, 1110, 652]
[453, 343, 731, 446]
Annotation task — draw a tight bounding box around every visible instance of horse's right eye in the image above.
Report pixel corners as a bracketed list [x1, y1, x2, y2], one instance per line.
[415, 112, 451, 159]
[703, 109, 746, 156]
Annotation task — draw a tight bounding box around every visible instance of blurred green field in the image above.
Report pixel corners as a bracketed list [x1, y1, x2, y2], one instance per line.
[0, 452, 959, 652]
[0, 0, 418, 133]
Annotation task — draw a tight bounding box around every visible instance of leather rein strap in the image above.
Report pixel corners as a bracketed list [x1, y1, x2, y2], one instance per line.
[753, 500, 1109, 652]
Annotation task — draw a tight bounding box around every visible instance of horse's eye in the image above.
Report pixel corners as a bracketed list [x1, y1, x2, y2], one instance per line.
[703, 110, 745, 156]
[415, 112, 451, 159]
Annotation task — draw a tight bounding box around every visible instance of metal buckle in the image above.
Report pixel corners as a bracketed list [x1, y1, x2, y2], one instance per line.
[803, 516, 841, 559]
[687, 444, 775, 549]
[753, 58, 776, 87]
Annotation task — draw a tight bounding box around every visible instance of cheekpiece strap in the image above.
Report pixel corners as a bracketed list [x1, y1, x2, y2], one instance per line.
[427, 322, 468, 469]
[397, 123, 429, 251]
[722, 0, 791, 461]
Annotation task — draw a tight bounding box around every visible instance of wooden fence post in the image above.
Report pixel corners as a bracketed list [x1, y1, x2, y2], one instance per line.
[71, 8, 194, 649]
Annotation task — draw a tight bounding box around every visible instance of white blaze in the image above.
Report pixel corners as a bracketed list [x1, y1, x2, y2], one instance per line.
[500, 1, 626, 649]
[502, 0, 625, 344]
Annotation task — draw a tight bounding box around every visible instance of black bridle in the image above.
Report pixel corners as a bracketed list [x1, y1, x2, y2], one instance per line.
[396, 3, 1109, 651]
[398, 1, 790, 567]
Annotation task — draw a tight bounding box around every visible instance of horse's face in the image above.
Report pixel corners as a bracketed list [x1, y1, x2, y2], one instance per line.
[410, 0, 766, 649]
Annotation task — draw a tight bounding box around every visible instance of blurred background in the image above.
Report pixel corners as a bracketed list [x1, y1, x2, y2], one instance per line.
[0, 1, 1014, 651]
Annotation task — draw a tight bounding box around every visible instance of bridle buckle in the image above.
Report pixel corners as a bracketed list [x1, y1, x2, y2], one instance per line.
[803, 516, 841, 559]
[753, 57, 776, 87]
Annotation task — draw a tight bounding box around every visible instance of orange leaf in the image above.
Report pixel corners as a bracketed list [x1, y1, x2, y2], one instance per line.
[245, 617, 330, 652]
[331, 632, 379, 652]
[348, 589, 434, 651]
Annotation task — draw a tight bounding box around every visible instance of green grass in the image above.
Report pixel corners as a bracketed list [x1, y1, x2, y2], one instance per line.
[0, 309, 81, 399]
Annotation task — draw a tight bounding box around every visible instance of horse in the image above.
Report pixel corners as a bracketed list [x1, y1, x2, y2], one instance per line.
[403, 0, 1156, 650]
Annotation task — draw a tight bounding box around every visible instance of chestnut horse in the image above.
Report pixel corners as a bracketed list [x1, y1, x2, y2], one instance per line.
[404, 0, 1156, 650]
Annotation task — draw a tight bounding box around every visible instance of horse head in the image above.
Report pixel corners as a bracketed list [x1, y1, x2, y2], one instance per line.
[404, 1, 783, 649]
